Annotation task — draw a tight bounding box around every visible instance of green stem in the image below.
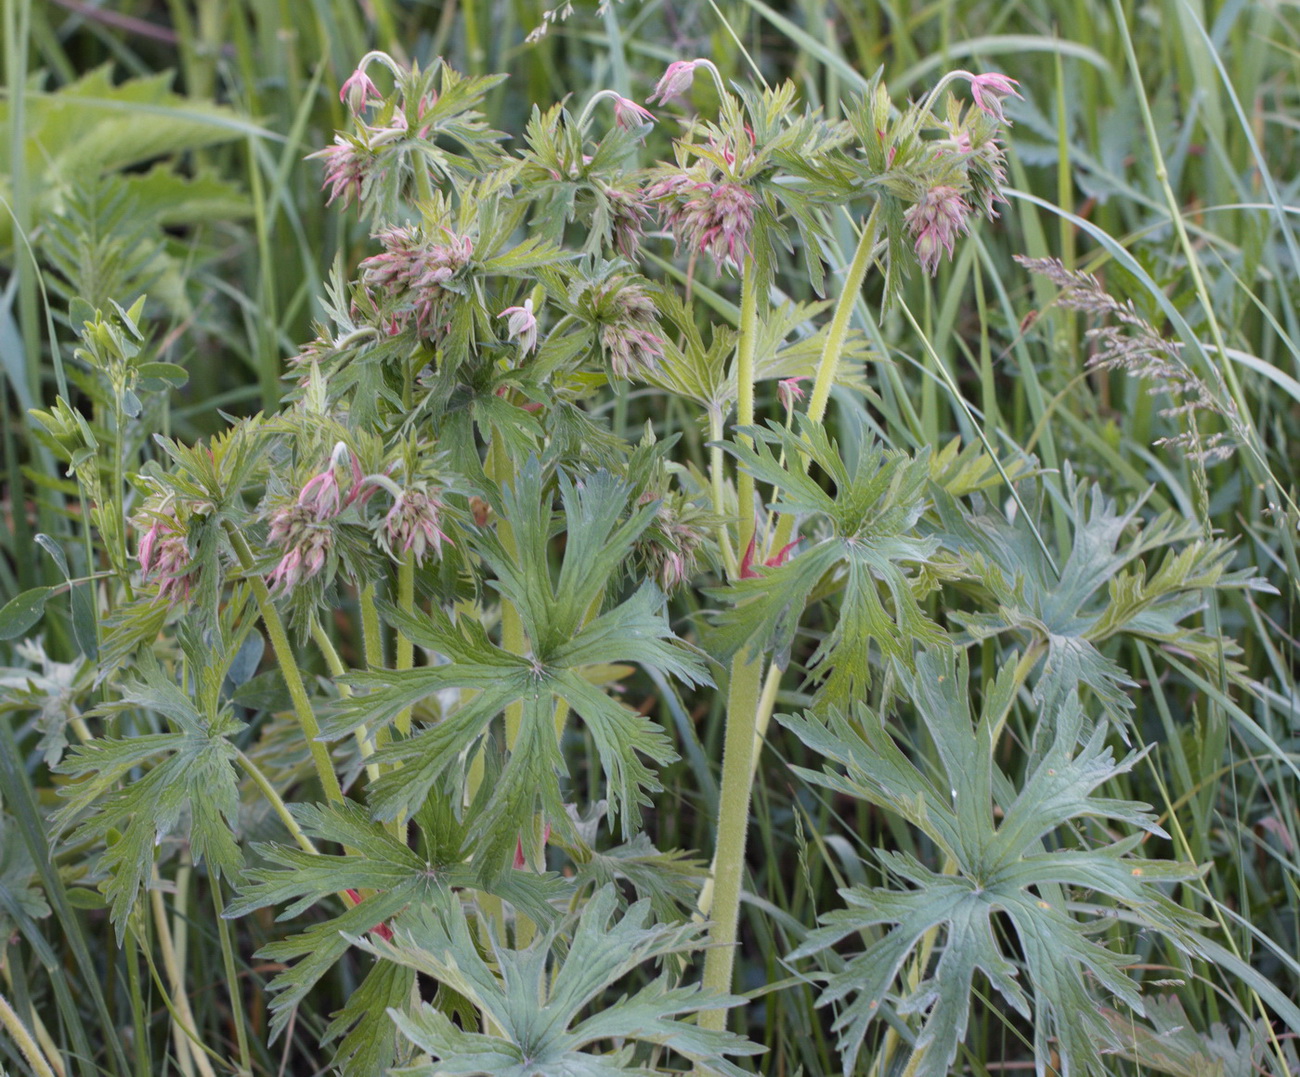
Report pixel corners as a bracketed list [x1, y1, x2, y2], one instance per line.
[734, 258, 761, 560]
[225, 524, 344, 804]
[708, 405, 738, 577]
[769, 205, 882, 562]
[360, 582, 385, 671]
[699, 650, 765, 1026]
[807, 202, 881, 425]
[235, 748, 319, 856]
[699, 254, 768, 1028]
[211, 882, 253, 1077]
[311, 618, 380, 784]
[395, 554, 416, 737]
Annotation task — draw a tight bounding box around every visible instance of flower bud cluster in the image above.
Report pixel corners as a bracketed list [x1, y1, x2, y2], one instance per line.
[646, 173, 758, 274]
[136, 506, 197, 604]
[360, 226, 474, 334]
[378, 487, 449, 565]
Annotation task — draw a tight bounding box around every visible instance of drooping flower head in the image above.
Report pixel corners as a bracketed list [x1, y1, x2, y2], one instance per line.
[360, 225, 474, 335]
[904, 185, 971, 276]
[578, 276, 666, 380]
[266, 501, 334, 595]
[339, 66, 382, 113]
[612, 95, 655, 133]
[953, 70, 1023, 125]
[135, 505, 197, 605]
[647, 60, 702, 106]
[379, 487, 449, 565]
[646, 174, 758, 274]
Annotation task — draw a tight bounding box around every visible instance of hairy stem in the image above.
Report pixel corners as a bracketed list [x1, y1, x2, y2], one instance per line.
[0, 991, 59, 1077]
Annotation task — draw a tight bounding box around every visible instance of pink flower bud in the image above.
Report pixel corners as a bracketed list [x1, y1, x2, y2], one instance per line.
[339, 67, 382, 113]
[956, 71, 1022, 124]
[778, 377, 807, 413]
[647, 60, 701, 105]
[612, 95, 655, 132]
[499, 298, 539, 355]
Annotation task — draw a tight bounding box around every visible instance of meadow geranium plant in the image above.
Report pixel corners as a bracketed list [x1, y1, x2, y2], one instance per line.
[11, 48, 1278, 1077]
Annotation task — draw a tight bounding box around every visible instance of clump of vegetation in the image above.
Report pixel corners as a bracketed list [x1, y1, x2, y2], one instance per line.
[1, 3, 1297, 1076]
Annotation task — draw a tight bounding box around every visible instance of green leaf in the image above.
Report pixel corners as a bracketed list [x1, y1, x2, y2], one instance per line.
[224, 798, 566, 1071]
[328, 464, 705, 844]
[0, 586, 55, 640]
[374, 886, 762, 1077]
[53, 653, 244, 940]
[784, 648, 1211, 1077]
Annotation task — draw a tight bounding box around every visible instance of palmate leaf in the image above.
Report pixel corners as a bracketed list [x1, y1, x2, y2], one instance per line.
[365, 886, 762, 1077]
[223, 798, 566, 1072]
[323, 463, 709, 858]
[932, 466, 1271, 726]
[784, 648, 1211, 1077]
[53, 652, 244, 940]
[710, 420, 942, 704]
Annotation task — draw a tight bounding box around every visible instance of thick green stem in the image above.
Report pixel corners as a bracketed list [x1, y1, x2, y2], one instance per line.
[699, 255, 769, 1028]
[699, 651, 766, 1026]
[225, 524, 343, 804]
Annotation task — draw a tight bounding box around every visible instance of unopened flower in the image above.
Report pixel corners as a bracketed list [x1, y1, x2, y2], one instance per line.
[904, 185, 971, 276]
[777, 376, 807, 413]
[266, 502, 333, 594]
[361, 226, 474, 334]
[588, 278, 664, 379]
[612, 95, 655, 133]
[648, 175, 757, 273]
[499, 298, 539, 355]
[136, 508, 196, 604]
[955, 71, 1022, 124]
[638, 500, 709, 592]
[380, 488, 449, 565]
[339, 66, 382, 113]
[647, 60, 701, 105]
[299, 467, 343, 519]
[311, 137, 369, 209]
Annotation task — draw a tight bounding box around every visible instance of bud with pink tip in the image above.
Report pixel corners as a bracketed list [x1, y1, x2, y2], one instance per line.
[499, 298, 539, 355]
[955, 71, 1022, 124]
[647, 60, 701, 105]
[612, 95, 655, 132]
[778, 377, 807, 413]
[339, 66, 382, 113]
